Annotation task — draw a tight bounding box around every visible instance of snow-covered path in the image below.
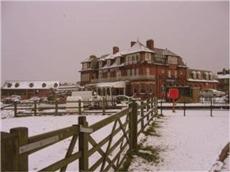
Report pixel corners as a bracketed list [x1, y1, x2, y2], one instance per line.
[130, 110, 229, 171]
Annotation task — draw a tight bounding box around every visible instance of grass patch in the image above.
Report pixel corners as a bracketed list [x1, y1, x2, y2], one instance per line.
[119, 145, 162, 171]
[143, 121, 161, 137]
[134, 145, 161, 164]
[119, 151, 135, 172]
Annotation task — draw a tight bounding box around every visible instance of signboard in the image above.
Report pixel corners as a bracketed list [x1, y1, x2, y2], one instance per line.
[168, 88, 179, 100]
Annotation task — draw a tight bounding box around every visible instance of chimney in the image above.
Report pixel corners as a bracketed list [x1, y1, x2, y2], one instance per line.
[113, 46, 119, 54]
[131, 41, 136, 47]
[146, 39, 154, 50]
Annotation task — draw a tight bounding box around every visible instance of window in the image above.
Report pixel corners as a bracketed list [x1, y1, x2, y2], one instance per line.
[136, 68, 139, 75]
[192, 71, 197, 79]
[136, 54, 140, 62]
[116, 57, 120, 65]
[209, 73, 213, 80]
[174, 71, 177, 78]
[29, 83, 34, 88]
[168, 71, 171, 78]
[146, 68, 150, 75]
[7, 83, 12, 88]
[54, 83, 58, 88]
[42, 83, 47, 88]
[15, 83, 19, 88]
[132, 69, 135, 76]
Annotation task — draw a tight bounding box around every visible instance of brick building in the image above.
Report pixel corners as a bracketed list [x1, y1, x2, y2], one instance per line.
[187, 69, 218, 90]
[217, 68, 230, 93]
[80, 39, 218, 99]
[1, 81, 60, 99]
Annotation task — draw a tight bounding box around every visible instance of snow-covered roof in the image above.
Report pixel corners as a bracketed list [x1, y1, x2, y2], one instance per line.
[96, 81, 126, 88]
[2, 81, 60, 90]
[187, 79, 219, 83]
[217, 74, 230, 79]
[154, 48, 179, 57]
[120, 40, 154, 55]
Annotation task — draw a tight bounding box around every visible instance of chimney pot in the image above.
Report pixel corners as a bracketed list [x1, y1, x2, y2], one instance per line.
[113, 46, 119, 54]
[146, 39, 154, 50]
[131, 41, 136, 47]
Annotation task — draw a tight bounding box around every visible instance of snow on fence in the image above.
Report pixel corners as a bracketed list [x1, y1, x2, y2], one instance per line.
[1, 98, 159, 172]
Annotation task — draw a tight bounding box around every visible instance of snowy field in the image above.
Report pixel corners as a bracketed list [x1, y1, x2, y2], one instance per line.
[1, 109, 229, 171]
[130, 109, 230, 171]
[1, 113, 113, 171]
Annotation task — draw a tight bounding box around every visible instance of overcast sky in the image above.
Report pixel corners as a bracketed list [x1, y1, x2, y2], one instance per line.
[1, 1, 229, 83]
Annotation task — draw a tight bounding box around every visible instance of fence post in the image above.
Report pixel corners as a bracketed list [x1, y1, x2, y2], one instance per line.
[151, 97, 154, 117]
[34, 101, 37, 116]
[10, 127, 29, 171]
[183, 101, 186, 117]
[154, 97, 158, 116]
[160, 101, 163, 116]
[55, 100, 58, 116]
[146, 99, 149, 112]
[129, 100, 137, 151]
[210, 98, 213, 117]
[78, 100, 82, 115]
[14, 102, 18, 117]
[78, 116, 89, 172]
[102, 97, 106, 115]
[140, 101, 144, 130]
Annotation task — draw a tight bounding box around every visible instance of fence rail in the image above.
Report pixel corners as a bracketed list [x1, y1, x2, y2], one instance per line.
[1, 99, 124, 117]
[1, 98, 159, 172]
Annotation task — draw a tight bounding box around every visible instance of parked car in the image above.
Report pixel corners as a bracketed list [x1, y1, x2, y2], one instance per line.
[114, 95, 134, 106]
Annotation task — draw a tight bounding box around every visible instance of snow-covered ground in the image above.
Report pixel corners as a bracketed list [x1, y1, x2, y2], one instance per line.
[130, 110, 229, 171]
[1, 113, 113, 171]
[1, 109, 229, 171]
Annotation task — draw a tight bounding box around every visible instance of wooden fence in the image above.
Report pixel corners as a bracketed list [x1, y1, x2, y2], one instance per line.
[1, 98, 121, 117]
[1, 98, 158, 172]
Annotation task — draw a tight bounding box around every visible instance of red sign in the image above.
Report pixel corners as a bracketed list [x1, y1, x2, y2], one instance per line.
[168, 88, 179, 100]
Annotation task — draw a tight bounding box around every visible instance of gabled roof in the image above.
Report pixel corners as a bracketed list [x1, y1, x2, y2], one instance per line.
[99, 40, 154, 61]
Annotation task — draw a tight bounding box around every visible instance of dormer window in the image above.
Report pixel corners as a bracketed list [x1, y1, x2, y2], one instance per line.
[209, 73, 213, 80]
[42, 83, 47, 88]
[29, 83, 34, 88]
[82, 63, 88, 70]
[204, 72, 209, 80]
[7, 83, 12, 88]
[54, 83, 58, 88]
[116, 57, 120, 65]
[107, 60, 111, 66]
[15, 83, 20, 88]
[197, 72, 201, 79]
[192, 71, 197, 79]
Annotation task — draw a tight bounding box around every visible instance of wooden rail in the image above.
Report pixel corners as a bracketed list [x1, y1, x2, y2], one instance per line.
[1, 98, 158, 172]
[1, 99, 123, 117]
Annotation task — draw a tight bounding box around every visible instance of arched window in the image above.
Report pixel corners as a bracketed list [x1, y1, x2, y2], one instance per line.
[209, 73, 212, 80]
[192, 71, 197, 79]
[197, 72, 201, 79]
